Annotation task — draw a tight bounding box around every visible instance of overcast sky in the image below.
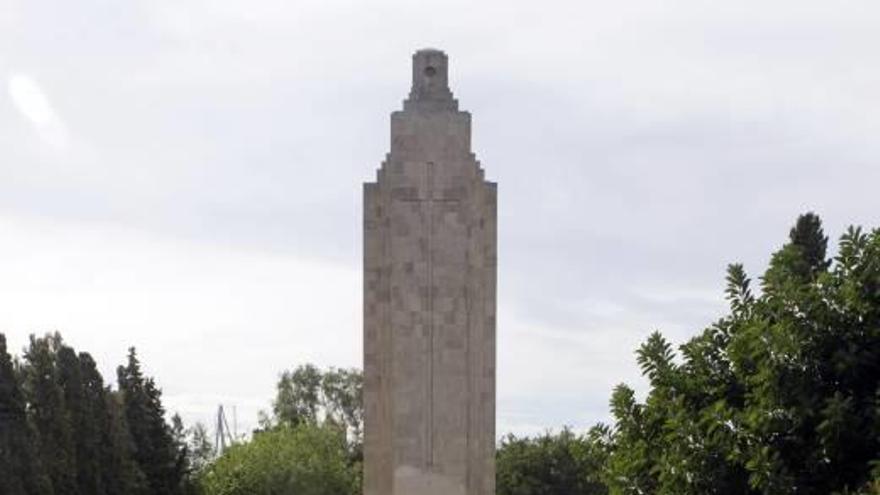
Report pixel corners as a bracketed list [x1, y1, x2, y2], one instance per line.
[2, 0, 879, 437]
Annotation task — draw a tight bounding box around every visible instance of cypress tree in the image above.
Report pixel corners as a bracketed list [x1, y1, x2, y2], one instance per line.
[22, 334, 77, 495]
[118, 347, 185, 495]
[104, 389, 148, 494]
[789, 211, 830, 274]
[0, 333, 51, 495]
[56, 346, 91, 495]
[170, 413, 197, 495]
[0, 332, 28, 495]
[68, 351, 106, 495]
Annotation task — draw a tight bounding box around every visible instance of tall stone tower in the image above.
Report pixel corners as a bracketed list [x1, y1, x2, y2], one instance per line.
[363, 49, 496, 495]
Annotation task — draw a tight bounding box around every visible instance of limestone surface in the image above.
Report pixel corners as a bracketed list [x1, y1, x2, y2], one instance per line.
[363, 49, 497, 495]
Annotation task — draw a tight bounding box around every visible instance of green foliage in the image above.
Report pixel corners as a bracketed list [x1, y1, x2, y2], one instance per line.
[186, 422, 217, 473]
[58, 345, 108, 495]
[118, 348, 191, 495]
[22, 333, 78, 494]
[198, 424, 359, 495]
[271, 365, 363, 441]
[194, 364, 363, 495]
[0, 334, 51, 495]
[601, 213, 880, 494]
[320, 367, 364, 445]
[788, 212, 831, 277]
[273, 364, 323, 427]
[0, 332, 188, 495]
[269, 365, 363, 464]
[103, 389, 150, 494]
[496, 428, 609, 495]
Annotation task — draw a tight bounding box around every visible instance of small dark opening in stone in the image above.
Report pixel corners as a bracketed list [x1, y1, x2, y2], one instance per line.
[424, 66, 437, 77]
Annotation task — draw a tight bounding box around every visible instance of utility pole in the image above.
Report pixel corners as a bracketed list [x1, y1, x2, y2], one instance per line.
[215, 404, 234, 454]
[233, 405, 238, 441]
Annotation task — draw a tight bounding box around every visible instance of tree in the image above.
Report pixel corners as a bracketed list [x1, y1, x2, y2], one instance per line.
[1, 334, 189, 495]
[57, 346, 106, 495]
[74, 353, 150, 495]
[321, 367, 364, 445]
[102, 389, 148, 494]
[0, 333, 51, 495]
[601, 214, 880, 494]
[118, 347, 188, 495]
[198, 423, 359, 495]
[787, 211, 831, 277]
[273, 364, 323, 427]
[604, 384, 660, 494]
[255, 365, 365, 491]
[496, 428, 608, 495]
[22, 333, 78, 495]
[185, 422, 216, 473]
[270, 365, 363, 456]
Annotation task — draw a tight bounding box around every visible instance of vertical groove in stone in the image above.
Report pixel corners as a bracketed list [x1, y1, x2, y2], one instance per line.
[426, 162, 434, 470]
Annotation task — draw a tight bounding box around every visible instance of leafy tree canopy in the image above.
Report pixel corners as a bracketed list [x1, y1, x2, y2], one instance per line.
[198, 423, 359, 495]
[600, 213, 880, 494]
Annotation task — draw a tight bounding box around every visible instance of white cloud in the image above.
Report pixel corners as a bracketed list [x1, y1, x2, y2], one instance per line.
[8, 74, 54, 125]
[7, 73, 70, 149]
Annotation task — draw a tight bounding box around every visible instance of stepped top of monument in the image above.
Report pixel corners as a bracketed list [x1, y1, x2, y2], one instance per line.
[404, 48, 459, 112]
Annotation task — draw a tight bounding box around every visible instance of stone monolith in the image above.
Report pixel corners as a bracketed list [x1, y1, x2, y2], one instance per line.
[363, 48, 497, 495]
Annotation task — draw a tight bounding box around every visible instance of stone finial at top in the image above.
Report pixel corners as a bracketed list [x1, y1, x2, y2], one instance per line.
[404, 48, 458, 112]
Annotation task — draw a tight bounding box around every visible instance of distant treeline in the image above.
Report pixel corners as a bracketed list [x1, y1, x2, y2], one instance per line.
[0, 333, 199, 495]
